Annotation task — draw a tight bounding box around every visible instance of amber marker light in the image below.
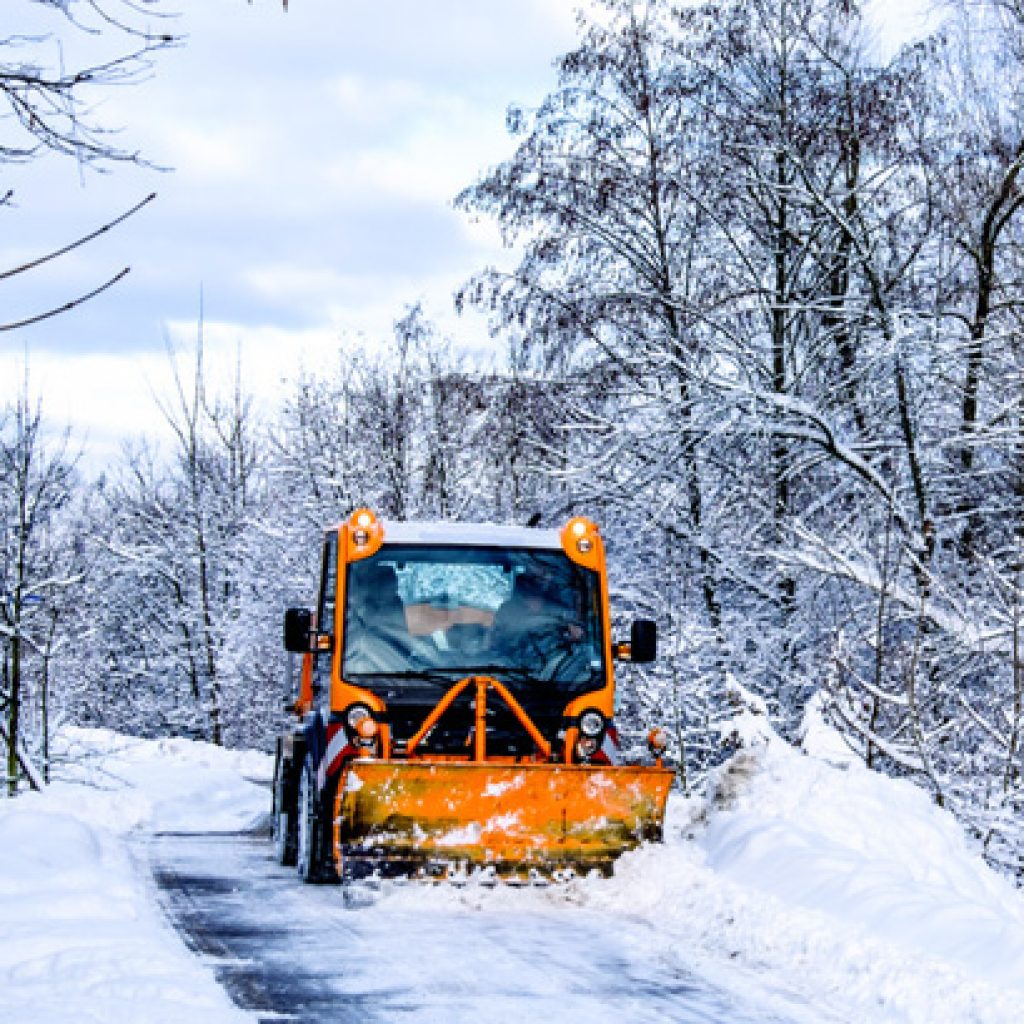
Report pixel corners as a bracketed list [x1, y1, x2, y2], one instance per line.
[353, 509, 373, 545]
[568, 517, 596, 552]
[356, 716, 379, 741]
[570, 519, 591, 551]
[647, 727, 668, 754]
[347, 508, 384, 559]
[353, 509, 375, 544]
[561, 516, 602, 570]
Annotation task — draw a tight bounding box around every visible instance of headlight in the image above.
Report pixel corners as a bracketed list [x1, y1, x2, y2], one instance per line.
[578, 710, 605, 738]
[346, 704, 372, 730]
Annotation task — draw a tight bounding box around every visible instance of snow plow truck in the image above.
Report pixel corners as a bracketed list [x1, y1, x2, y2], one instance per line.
[272, 509, 673, 883]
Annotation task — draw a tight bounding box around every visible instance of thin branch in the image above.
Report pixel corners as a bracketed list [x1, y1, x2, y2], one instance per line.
[0, 193, 155, 282]
[0, 267, 130, 331]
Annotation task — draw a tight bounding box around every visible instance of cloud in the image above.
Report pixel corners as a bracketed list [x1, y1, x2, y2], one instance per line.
[0, 0, 578, 457]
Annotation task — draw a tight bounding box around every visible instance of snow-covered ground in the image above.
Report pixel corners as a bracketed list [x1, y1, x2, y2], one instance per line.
[0, 730, 269, 1024]
[588, 698, 1024, 1023]
[3, 705, 1024, 1023]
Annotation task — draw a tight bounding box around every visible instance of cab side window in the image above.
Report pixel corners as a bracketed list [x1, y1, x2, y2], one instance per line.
[313, 532, 338, 696]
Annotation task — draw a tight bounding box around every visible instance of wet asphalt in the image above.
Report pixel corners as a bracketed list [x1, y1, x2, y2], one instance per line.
[147, 829, 809, 1024]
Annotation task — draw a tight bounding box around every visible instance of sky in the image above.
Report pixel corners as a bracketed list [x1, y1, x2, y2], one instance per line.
[0, 0, 579, 462]
[0, 0, 930, 467]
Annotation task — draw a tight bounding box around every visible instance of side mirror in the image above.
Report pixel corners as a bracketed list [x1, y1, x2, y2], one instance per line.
[283, 607, 312, 653]
[630, 619, 657, 663]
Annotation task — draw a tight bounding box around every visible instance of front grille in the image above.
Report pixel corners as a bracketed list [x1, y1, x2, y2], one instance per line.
[384, 689, 563, 758]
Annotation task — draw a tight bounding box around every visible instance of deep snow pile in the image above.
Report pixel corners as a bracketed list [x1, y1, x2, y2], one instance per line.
[0, 728, 269, 1024]
[586, 694, 1024, 1023]
[3, 711, 1024, 1024]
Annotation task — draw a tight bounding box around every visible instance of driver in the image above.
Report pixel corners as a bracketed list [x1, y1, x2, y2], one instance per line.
[344, 562, 412, 673]
[490, 572, 584, 673]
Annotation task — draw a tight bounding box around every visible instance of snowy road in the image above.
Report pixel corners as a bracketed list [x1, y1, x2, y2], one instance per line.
[147, 829, 800, 1024]
[11, 728, 1023, 1024]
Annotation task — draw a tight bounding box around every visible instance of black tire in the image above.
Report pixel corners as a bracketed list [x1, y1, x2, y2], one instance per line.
[273, 792, 298, 867]
[296, 757, 339, 884]
[271, 748, 298, 866]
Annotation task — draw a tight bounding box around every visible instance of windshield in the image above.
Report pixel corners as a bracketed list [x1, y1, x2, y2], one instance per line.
[342, 544, 605, 691]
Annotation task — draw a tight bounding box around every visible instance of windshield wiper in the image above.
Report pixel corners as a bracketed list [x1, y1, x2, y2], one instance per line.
[349, 666, 542, 687]
[444, 664, 540, 685]
[346, 669, 463, 688]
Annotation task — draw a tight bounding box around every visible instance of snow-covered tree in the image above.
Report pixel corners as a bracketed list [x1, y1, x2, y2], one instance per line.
[0, 389, 78, 793]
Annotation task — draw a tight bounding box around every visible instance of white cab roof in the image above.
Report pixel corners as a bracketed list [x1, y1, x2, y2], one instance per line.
[380, 520, 563, 550]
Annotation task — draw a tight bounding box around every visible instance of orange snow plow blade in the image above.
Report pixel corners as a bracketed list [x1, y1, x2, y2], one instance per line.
[334, 760, 674, 879]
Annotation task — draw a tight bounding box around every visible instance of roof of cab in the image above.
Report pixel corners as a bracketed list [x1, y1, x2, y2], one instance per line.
[338, 519, 564, 550]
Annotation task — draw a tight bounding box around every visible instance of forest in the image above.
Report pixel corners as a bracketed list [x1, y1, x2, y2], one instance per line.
[4, 0, 1024, 883]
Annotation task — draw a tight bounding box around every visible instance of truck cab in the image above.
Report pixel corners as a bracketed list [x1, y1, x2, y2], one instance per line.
[273, 509, 668, 883]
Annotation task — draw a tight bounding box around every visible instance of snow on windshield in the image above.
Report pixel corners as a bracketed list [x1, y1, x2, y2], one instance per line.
[395, 561, 511, 611]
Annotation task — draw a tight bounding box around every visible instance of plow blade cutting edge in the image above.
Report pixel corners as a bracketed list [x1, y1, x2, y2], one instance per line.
[334, 760, 675, 879]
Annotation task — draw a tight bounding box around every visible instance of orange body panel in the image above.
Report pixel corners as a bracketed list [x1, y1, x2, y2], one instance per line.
[296, 510, 674, 880]
[334, 759, 674, 877]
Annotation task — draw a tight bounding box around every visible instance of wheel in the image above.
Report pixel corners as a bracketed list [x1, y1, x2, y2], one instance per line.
[273, 800, 297, 865]
[272, 753, 298, 866]
[296, 757, 318, 881]
[297, 757, 338, 884]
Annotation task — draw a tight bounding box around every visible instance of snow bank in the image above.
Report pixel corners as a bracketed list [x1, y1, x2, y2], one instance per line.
[583, 697, 1024, 1024]
[46, 727, 270, 834]
[0, 728, 270, 1024]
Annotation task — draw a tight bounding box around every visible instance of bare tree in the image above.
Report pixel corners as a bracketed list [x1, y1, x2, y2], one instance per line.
[0, 1, 177, 329]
